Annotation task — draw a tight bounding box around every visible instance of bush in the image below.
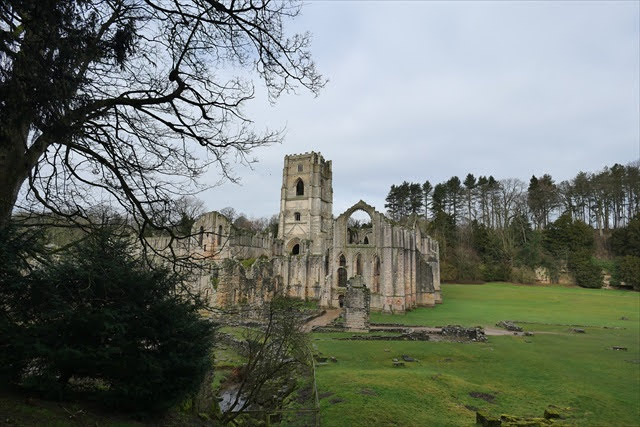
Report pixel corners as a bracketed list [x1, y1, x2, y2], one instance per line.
[568, 250, 603, 289]
[612, 256, 640, 290]
[0, 227, 214, 412]
[544, 213, 594, 257]
[439, 260, 458, 282]
[610, 216, 640, 257]
[510, 266, 537, 285]
[479, 262, 512, 282]
[0, 225, 48, 383]
[451, 247, 482, 282]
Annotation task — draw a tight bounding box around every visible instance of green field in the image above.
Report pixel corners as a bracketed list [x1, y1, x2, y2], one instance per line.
[313, 283, 640, 426]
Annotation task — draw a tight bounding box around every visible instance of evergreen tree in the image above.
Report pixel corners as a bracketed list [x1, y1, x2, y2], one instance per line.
[408, 182, 424, 217]
[446, 176, 462, 225]
[422, 180, 433, 219]
[463, 173, 477, 225]
[528, 174, 558, 229]
[0, 227, 214, 412]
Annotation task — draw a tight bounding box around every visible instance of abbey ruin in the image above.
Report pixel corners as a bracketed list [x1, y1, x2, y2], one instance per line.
[155, 152, 441, 313]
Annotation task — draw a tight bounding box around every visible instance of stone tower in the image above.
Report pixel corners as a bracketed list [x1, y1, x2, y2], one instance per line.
[278, 152, 333, 255]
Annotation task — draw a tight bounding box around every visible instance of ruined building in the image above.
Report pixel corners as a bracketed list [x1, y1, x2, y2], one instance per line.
[156, 152, 441, 313]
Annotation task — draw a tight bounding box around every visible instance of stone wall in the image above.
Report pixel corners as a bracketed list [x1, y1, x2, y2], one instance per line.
[191, 212, 276, 261]
[344, 276, 370, 332]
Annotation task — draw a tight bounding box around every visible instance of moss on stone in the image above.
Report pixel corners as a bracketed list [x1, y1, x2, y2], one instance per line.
[476, 411, 501, 427]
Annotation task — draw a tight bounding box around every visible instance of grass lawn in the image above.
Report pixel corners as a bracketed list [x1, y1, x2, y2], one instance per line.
[313, 283, 640, 426]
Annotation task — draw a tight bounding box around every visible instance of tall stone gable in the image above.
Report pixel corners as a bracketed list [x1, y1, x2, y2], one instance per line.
[277, 152, 333, 256]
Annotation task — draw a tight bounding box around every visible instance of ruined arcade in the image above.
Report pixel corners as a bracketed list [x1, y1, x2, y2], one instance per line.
[162, 152, 441, 313]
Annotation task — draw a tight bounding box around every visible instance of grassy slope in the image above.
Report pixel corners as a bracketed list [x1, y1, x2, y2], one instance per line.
[313, 283, 640, 427]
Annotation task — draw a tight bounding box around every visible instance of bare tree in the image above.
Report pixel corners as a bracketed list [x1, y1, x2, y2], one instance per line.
[221, 297, 311, 424]
[0, 1, 324, 245]
[219, 206, 238, 223]
[496, 178, 526, 229]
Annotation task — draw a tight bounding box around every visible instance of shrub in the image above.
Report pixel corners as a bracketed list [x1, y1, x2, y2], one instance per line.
[0, 227, 214, 412]
[510, 266, 537, 285]
[0, 225, 48, 383]
[610, 216, 640, 256]
[479, 262, 512, 282]
[612, 256, 640, 290]
[568, 250, 603, 289]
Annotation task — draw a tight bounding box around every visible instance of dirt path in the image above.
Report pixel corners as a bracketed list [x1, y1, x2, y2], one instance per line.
[304, 308, 342, 332]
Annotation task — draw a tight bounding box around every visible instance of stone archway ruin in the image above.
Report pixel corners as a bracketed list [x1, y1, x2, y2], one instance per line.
[346, 208, 372, 245]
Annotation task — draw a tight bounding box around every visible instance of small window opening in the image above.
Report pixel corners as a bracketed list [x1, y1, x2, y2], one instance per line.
[298, 164, 303, 172]
[338, 294, 345, 308]
[291, 244, 300, 255]
[356, 254, 362, 275]
[363, 236, 369, 245]
[339, 254, 346, 267]
[198, 226, 204, 246]
[296, 179, 304, 196]
[294, 212, 301, 221]
[217, 225, 222, 245]
[203, 244, 207, 251]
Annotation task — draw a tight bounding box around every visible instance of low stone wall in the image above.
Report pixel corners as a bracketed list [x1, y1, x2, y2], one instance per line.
[439, 325, 487, 342]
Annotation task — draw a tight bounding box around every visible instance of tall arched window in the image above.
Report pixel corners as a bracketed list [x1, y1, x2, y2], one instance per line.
[324, 250, 330, 275]
[296, 178, 304, 196]
[338, 268, 347, 288]
[356, 254, 362, 275]
[339, 254, 346, 267]
[373, 256, 380, 293]
[291, 244, 300, 255]
[217, 225, 223, 245]
[198, 226, 204, 246]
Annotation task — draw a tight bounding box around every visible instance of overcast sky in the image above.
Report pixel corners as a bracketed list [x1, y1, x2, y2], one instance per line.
[199, 0, 640, 219]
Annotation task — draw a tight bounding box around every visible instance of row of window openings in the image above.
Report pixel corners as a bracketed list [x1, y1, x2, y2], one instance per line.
[290, 248, 379, 276]
[337, 255, 380, 288]
[289, 235, 370, 257]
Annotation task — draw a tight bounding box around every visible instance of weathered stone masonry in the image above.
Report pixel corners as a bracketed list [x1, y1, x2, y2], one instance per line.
[150, 152, 441, 313]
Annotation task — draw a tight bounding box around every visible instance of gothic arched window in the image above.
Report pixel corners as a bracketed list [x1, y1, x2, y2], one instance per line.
[296, 179, 304, 196]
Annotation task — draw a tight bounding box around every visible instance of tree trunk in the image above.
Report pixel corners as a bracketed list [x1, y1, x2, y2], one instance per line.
[0, 135, 32, 229]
